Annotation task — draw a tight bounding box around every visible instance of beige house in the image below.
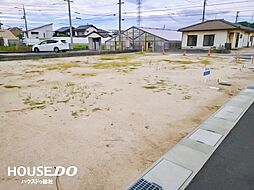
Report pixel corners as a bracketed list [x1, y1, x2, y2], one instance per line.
[0, 29, 18, 46]
[179, 19, 254, 50]
[8, 27, 23, 38]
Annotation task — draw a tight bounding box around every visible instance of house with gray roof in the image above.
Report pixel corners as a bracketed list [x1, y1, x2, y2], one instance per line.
[74, 25, 97, 37]
[54, 26, 75, 37]
[178, 19, 254, 50]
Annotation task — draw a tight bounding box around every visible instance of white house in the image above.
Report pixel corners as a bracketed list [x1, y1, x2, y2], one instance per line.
[74, 25, 97, 37]
[53, 25, 111, 50]
[178, 19, 254, 50]
[24, 23, 54, 45]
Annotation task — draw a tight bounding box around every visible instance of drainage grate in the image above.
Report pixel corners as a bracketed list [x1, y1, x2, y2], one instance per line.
[129, 179, 163, 190]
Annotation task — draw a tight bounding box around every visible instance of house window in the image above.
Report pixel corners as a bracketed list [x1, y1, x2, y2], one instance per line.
[187, 35, 197, 46]
[203, 35, 215, 46]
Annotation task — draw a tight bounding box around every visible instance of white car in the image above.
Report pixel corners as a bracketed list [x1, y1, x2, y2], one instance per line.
[32, 40, 69, 53]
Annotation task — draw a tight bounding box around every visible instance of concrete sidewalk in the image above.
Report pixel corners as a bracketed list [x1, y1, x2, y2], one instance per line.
[126, 86, 254, 190]
[186, 102, 254, 190]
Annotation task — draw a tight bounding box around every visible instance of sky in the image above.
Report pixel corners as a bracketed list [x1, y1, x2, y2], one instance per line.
[0, 0, 253, 31]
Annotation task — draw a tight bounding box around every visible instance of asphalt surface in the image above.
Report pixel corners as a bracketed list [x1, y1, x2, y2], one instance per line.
[0, 49, 252, 61]
[186, 103, 254, 190]
[0, 50, 94, 56]
[0, 49, 138, 61]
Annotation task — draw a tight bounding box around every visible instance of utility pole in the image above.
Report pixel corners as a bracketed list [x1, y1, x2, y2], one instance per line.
[235, 11, 240, 23]
[65, 0, 73, 49]
[137, 0, 141, 27]
[14, 5, 29, 38]
[0, 12, 2, 30]
[23, 5, 29, 38]
[202, 0, 207, 22]
[118, 0, 123, 50]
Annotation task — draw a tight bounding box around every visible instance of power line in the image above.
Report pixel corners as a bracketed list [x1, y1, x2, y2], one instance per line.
[1, 0, 254, 29]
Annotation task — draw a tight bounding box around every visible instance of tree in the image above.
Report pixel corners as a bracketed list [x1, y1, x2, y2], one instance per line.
[238, 21, 254, 29]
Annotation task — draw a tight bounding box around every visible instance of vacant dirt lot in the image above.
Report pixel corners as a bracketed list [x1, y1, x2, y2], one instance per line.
[0, 53, 253, 190]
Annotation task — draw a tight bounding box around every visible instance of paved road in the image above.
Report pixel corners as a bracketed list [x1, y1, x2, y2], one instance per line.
[0, 50, 138, 61]
[186, 103, 254, 190]
[0, 50, 94, 56]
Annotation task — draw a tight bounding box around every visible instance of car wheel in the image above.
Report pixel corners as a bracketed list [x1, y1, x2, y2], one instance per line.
[54, 47, 60, 53]
[34, 48, 39, 53]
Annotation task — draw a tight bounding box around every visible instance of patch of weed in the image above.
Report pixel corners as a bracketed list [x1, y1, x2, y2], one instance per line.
[143, 85, 157, 89]
[74, 73, 97, 77]
[36, 62, 80, 71]
[92, 108, 102, 112]
[57, 98, 70, 104]
[4, 85, 21, 89]
[162, 59, 193, 64]
[92, 62, 140, 69]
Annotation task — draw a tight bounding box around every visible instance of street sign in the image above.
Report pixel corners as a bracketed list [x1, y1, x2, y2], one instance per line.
[203, 68, 211, 77]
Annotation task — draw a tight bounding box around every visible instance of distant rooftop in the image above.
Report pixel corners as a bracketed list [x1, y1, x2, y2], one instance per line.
[0, 29, 17, 39]
[178, 19, 254, 32]
[55, 26, 75, 32]
[75, 25, 97, 31]
[28, 23, 53, 32]
[137, 27, 181, 41]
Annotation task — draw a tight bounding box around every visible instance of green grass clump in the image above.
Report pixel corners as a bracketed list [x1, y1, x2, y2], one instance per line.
[57, 98, 70, 104]
[92, 108, 102, 112]
[162, 59, 193, 64]
[169, 60, 193, 64]
[71, 111, 78, 118]
[0, 45, 31, 52]
[73, 44, 89, 50]
[200, 60, 211, 65]
[37, 62, 81, 71]
[92, 62, 140, 69]
[23, 96, 46, 106]
[99, 54, 139, 61]
[4, 85, 21, 89]
[74, 73, 97, 77]
[212, 49, 231, 54]
[25, 70, 43, 74]
[99, 57, 116, 60]
[143, 85, 157, 89]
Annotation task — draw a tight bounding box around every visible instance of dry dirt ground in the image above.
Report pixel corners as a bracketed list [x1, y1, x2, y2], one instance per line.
[0, 53, 253, 190]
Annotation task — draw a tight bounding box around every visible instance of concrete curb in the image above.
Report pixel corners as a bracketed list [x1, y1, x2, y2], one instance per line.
[0, 50, 139, 62]
[126, 85, 254, 190]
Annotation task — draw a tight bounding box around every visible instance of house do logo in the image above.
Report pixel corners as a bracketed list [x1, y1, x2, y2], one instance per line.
[8, 166, 78, 177]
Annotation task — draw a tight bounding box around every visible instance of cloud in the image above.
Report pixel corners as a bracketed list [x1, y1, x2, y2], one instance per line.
[0, 0, 253, 30]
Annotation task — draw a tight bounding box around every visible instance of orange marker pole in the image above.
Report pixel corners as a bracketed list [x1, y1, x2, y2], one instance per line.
[208, 49, 211, 56]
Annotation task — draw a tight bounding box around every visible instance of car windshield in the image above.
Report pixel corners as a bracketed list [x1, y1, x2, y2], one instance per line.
[39, 41, 47, 45]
